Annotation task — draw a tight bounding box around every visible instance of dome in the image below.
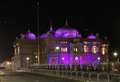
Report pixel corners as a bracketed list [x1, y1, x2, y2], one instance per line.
[40, 33, 48, 38]
[39, 32, 54, 38]
[24, 31, 36, 40]
[55, 26, 81, 38]
[39, 27, 55, 38]
[87, 34, 96, 39]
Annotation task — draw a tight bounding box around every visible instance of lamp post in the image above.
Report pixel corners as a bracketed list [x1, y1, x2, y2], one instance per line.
[113, 52, 118, 63]
[35, 55, 38, 64]
[113, 52, 119, 72]
[113, 52, 118, 57]
[26, 57, 30, 67]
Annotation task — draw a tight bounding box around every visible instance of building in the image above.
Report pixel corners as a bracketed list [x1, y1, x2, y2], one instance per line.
[12, 23, 108, 71]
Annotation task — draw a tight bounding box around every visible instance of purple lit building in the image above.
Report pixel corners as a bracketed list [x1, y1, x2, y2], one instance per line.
[12, 24, 108, 70]
[40, 26, 108, 66]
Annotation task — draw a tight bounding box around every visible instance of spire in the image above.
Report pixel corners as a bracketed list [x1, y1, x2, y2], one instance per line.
[65, 18, 69, 26]
[27, 29, 31, 32]
[25, 24, 31, 32]
[96, 33, 99, 38]
[49, 20, 53, 31]
[50, 25, 53, 31]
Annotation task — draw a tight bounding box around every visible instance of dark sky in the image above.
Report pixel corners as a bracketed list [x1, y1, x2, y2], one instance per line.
[0, 0, 120, 61]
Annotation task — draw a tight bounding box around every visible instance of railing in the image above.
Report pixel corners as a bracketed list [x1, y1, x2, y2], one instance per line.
[30, 68, 120, 82]
[29, 64, 120, 82]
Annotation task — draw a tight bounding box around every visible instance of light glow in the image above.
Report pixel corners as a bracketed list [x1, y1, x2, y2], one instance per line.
[113, 52, 118, 57]
[75, 56, 78, 60]
[35, 55, 38, 59]
[97, 57, 100, 61]
[26, 57, 30, 61]
[61, 57, 64, 60]
[6, 61, 11, 65]
[55, 46, 60, 50]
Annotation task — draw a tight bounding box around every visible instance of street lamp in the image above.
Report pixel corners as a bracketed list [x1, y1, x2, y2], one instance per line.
[26, 57, 30, 68]
[113, 52, 118, 57]
[26, 57, 30, 61]
[35, 55, 38, 59]
[113, 52, 119, 64]
[35, 55, 38, 64]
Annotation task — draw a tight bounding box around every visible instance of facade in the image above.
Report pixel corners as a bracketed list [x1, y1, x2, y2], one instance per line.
[12, 24, 108, 71]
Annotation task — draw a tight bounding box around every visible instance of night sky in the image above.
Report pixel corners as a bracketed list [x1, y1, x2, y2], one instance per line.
[0, 0, 119, 61]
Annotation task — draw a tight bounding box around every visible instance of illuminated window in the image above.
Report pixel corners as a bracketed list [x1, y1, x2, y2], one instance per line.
[92, 45, 98, 54]
[61, 47, 68, 52]
[83, 45, 88, 53]
[102, 47, 106, 55]
[74, 48, 78, 52]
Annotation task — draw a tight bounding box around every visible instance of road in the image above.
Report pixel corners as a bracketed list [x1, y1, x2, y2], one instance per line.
[0, 71, 80, 82]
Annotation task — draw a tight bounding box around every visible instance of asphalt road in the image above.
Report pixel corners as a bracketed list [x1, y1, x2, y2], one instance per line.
[0, 72, 80, 82]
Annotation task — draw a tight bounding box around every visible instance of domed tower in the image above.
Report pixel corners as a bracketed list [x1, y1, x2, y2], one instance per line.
[39, 24, 55, 38]
[20, 30, 36, 40]
[87, 33, 96, 39]
[55, 20, 81, 38]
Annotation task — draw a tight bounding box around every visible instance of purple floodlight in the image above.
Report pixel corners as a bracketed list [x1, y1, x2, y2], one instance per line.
[61, 57, 64, 60]
[55, 27, 81, 38]
[60, 54, 71, 64]
[79, 53, 99, 65]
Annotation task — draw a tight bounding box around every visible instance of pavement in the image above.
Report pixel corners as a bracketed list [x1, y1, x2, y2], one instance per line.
[0, 70, 81, 82]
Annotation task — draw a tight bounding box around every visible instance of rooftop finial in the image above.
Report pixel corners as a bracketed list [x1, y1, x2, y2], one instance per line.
[27, 29, 30, 32]
[50, 26, 53, 31]
[65, 18, 69, 26]
[26, 24, 31, 32]
[96, 33, 99, 38]
[49, 20, 53, 31]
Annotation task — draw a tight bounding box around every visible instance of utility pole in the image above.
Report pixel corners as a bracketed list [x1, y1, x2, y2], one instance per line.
[37, 1, 40, 64]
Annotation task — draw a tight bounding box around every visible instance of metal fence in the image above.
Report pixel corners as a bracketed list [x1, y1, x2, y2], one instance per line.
[30, 68, 120, 82]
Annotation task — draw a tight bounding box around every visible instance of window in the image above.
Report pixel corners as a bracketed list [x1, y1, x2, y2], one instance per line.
[92, 45, 98, 54]
[102, 47, 105, 55]
[61, 47, 68, 52]
[83, 45, 88, 53]
[74, 48, 78, 52]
